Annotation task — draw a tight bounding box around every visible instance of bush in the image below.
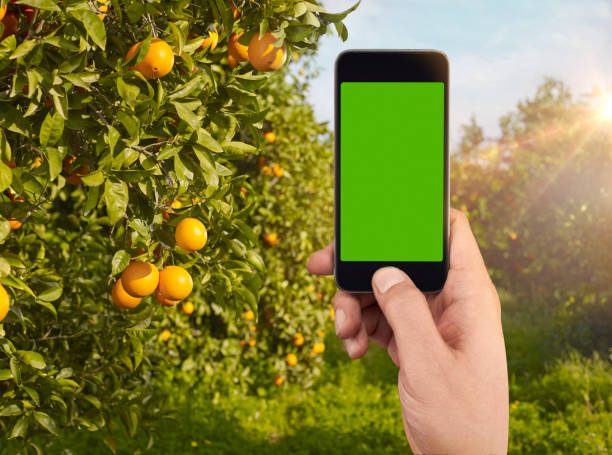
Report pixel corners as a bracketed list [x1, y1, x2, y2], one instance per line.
[0, 0, 358, 449]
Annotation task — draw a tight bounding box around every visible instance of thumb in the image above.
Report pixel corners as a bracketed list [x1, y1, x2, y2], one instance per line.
[372, 267, 448, 367]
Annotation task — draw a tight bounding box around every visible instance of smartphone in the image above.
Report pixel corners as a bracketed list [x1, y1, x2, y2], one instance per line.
[334, 50, 450, 293]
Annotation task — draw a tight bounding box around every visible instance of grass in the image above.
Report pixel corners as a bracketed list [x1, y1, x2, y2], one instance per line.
[13, 290, 612, 454]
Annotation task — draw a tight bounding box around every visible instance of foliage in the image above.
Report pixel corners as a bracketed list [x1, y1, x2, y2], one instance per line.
[0, 0, 358, 449]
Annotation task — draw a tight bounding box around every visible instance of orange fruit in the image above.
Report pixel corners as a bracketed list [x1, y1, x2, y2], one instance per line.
[293, 333, 304, 346]
[286, 353, 298, 366]
[1, 11, 18, 41]
[330, 307, 334, 320]
[264, 131, 276, 143]
[248, 32, 285, 72]
[245, 310, 254, 320]
[127, 38, 174, 80]
[227, 53, 238, 68]
[228, 32, 248, 62]
[313, 342, 325, 354]
[158, 265, 193, 300]
[262, 166, 272, 176]
[248, 337, 256, 347]
[111, 279, 142, 309]
[97, 3, 108, 20]
[258, 157, 267, 168]
[162, 199, 182, 221]
[263, 233, 279, 246]
[199, 29, 218, 51]
[33, 157, 42, 168]
[23, 6, 35, 24]
[509, 232, 518, 240]
[249, 325, 256, 332]
[272, 164, 283, 178]
[182, 301, 194, 315]
[229, 0, 239, 19]
[155, 288, 180, 307]
[175, 217, 207, 252]
[8, 218, 22, 230]
[240, 187, 247, 196]
[121, 261, 159, 297]
[316, 330, 324, 338]
[0, 5, 6, 22]
[161, 329, 171, 342]
[0, 283, 10, 322]
[274, 376, 285, 386]
[317, 292, 323, 300]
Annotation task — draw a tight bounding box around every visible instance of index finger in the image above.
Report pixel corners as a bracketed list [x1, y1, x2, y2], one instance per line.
[307, 243, 333, 275]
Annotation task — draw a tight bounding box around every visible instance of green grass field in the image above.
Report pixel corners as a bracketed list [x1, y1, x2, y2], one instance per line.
[16, 290, 612, 455]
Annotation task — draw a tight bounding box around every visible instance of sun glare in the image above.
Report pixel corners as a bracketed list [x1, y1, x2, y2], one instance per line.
[602, 96, 612, 119]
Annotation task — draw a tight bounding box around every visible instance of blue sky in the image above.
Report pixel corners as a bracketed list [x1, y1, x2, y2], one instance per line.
[306, 0, 612, 149]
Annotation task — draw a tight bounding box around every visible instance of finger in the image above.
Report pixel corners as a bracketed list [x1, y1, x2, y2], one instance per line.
[362, 305, 393, 349]
[333, 290, 362, 339]
[307, 243, 333, 275]
[449, 209, 490, 282]
[372, 267, 449, 368]
[343, 321, 369, 359]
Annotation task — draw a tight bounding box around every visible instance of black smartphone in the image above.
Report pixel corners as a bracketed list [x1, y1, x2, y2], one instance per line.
[334, 50, 450, 293]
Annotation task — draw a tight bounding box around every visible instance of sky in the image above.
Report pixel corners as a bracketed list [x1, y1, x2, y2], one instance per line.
[306, 0, 612, 149]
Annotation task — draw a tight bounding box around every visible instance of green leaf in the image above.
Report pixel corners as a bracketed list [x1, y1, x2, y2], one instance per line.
[38, 285, 62, 302]
[10, 416, 28, 439]
[196, 128, 223, 154]
[81, 169, 104, 186]
[117, 77, 140, 104]
[171, 101, 201, 131]
[222, 141, 256, 155]
[131, 336, 143, 369]
[0, 220, 10, 242]
[34, 411, 57, 435]
[104, 180, 129, 224]
[15, 0, 60, 11]
[0, 369, 13, 381]
[10, 39, 37, 60]
[0, 275, 35, 297]
[0, 104, 31, 136]
[0, 403, 21, 416]
[69, 9, 107, 50]
[0, 160, 12, 192]
[84, 185, 100, 213]
[319, 0, 360, 22]
[10, 358, 21, 384]
[0, 257, 10, 277]
[39, 111, 64, 147]
[234, 72, 269, 91]
[17, 350, 46, 369]
[111, 250, 130, 275]
[45, 147, 61, 180]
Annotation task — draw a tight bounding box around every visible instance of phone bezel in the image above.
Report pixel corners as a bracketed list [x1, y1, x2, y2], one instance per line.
[334, 50, 450, 293]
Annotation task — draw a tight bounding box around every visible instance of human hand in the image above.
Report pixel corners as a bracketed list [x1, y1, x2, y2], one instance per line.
[307, 208, 508, 455]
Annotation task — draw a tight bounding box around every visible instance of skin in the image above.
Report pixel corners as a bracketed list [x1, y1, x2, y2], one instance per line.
[307, 208, 508, 455]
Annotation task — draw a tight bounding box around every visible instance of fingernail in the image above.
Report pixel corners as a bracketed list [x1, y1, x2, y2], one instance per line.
[373, 267, 406, 293]
[334, 309, 346, 335]
[344, 337, 360, 358]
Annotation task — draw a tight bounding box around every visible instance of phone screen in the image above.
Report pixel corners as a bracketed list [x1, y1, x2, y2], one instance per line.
[340, 82, 445, 262]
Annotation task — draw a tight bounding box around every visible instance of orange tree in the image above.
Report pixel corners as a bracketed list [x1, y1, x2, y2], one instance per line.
[0, 0, 358, 450]
[452, 79, 612, 346]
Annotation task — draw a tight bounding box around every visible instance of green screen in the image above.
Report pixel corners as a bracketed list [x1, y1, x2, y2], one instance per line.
[340, 82, 444, 261]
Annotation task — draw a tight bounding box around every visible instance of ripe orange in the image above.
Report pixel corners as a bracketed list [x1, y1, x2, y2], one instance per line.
[274, 376, 285, 386]
[182, 301, 194, 315]
[1, 11, 18, 41]
[0, 5, 6, 22]
[263, 233, 279, 246]
[127, 38, 174, 80]
[245, 310, 254, 320]
[262, 166, 272, 176]
[249, 325, 256, 332]
[286, 353, 298, 366]
[229, 0, 239, 19]
[161, 329, 171, 342]
[227, 53, 238, 68]
[8, 218, 22, 230]
[175, 217, 207, 251]
[293, 333, 304, 346]
[97, 4, 108, 20]
[0, 283, 10, 322]
[272, 164, 283, 178]
[509, 232, 518, 240]
[158, 265, 193, 300]
[162, 199, 182, 221]
[228, 32, 248, 62]
[264, 131, 276, 143]
[33, 157, 42, 168]
[111, 279, 142, 309]
[155, 288, 180, 307]
[240, 187, 247, 196]
[313, 342, 325, 354]
[248, 32, 285, 72]
[121, 261, 159, 297]
[199, 29, 218, 51]
[248, 337, 256, 347]
[329, 307, 335, 320]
